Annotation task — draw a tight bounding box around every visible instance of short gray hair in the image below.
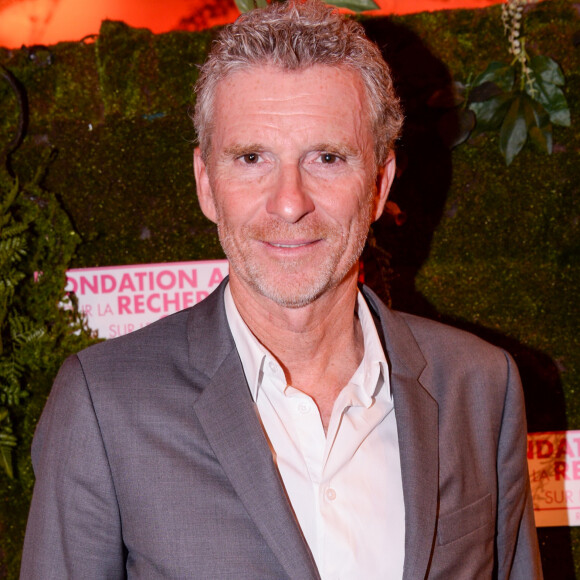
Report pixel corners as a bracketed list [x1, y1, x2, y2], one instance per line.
[193, 0, 403, 165]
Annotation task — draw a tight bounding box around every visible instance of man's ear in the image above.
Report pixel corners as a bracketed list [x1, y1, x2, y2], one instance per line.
[193, 148, 218, 224]
[372, 150, 397, 222]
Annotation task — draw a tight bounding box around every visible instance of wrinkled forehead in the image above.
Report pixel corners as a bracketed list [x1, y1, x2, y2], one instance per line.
[210, 63, 375, 143]
[216, 62, 372, 107]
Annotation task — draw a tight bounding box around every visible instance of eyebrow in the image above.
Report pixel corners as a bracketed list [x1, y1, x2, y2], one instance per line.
[222, 144, 265, 158]
[309, 142, 361, 159]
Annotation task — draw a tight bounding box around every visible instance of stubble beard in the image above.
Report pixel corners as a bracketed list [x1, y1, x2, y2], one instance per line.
[216, 208, 373, 309]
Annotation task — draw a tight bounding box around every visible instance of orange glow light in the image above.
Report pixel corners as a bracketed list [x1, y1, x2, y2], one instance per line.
[0, 0, 504, 49]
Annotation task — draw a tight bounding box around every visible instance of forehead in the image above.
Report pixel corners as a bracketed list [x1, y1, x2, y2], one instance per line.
[210, 64, 372, 146]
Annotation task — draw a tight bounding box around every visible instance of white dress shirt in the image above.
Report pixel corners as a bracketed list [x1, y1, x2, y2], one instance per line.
[224, 284, 405, 579]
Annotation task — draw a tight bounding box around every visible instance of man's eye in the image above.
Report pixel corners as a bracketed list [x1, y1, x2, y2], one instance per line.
[241, 153, 260, 164]
[320, 153, 339, 164]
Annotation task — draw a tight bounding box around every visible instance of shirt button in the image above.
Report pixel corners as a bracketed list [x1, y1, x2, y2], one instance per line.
[325, 488, 336, 501]
[268, 360, 277, 373]
[297, 401, 311, 414]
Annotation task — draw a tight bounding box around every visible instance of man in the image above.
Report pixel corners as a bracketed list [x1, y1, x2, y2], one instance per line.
[21, 1, 542, 578]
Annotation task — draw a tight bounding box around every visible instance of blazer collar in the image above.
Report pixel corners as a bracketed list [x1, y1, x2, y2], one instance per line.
[187, 280, 320, 580]
[187, 280, 439, 580]
[362, 286, 440, 580]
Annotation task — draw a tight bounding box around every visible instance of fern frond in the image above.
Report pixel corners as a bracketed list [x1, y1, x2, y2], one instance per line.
[0, 273, 27, 298]
[0, 358, 25, 393]
[0, 178, 19, 216]
[0, 221, 29, 240]
[9, 315, 46, 346]
[0, 235, 28, 268]
[0, 409, 16, 479]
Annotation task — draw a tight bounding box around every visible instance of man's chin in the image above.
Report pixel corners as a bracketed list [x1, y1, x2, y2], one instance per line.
[248, 276, 332, 309]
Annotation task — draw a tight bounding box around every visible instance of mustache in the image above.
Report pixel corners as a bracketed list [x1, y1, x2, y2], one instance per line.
[240, 217, 338, 242]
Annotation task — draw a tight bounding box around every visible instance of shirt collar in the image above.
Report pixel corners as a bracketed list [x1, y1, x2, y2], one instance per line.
[224, 283, 271, 402]
[223, 283, 391, 404]
[350, 291, 391, 407]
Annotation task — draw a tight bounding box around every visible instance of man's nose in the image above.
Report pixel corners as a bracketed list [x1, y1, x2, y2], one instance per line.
[266, 164, 315, 223]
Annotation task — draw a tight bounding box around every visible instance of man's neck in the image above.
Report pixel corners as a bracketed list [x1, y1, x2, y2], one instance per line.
[229, 273, 365, 429]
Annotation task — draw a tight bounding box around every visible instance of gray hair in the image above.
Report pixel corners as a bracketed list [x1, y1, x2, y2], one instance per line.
[193, 0, 403, 165]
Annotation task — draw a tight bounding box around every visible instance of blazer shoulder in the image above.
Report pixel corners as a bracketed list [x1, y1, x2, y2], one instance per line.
[73, 280, 231, 390]
[399, 312, 517, 395]
[399, 311, 505, 360]
[391, 310, 519, 413]
[77, 279, 229, 365]
[78, 305, 191, 363]
[362, 285, 508, 369]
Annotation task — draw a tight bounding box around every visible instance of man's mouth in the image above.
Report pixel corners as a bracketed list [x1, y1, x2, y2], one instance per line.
[269, 242, 313, 248]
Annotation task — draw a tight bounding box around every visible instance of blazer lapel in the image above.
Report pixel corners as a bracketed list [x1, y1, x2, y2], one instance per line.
[364, 287, 440, 580]
[188, 282, 320, 580]
[188, 282, 438, 579]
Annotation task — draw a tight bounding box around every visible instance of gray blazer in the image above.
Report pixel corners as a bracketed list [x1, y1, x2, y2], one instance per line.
[21, 281, 542, 579]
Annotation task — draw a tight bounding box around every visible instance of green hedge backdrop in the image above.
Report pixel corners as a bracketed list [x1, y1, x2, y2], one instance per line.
[1, 1, 579, 577]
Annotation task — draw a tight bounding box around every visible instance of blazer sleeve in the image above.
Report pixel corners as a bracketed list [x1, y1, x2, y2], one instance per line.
[496, 351, 543, 580]
[20, 355, 126, 579]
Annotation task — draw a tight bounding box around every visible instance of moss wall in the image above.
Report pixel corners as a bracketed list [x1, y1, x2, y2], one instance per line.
[1, 1, 578, 577]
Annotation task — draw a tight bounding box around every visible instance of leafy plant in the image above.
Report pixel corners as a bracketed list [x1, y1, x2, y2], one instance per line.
[468, 0, 571, 165]
[0, 156, 91, 479]
[0, 179, 30, 479]
[0, 58, 99, 573]
[0, 155, 99, 574]
[234, 0, 379, 17]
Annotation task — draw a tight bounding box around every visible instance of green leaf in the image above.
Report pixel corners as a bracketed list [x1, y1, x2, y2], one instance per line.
[529, 126, 552, 154]
[470, 94, 513, 131]
[234, 0, 268, 13]
[234, 0, 251, 13]
[526, 73, 571, 127]
[236, 0, 379, 10]
[328, 0, 379, 10]
[521, 94, 538, 127]
[473, 62, 515, 92]
[500, 96, 527, 165]
[529, 55, 565, 87]
[469, 81, 503, 103]
[522, 96, 552, 154]
[0, 445, 13, 479]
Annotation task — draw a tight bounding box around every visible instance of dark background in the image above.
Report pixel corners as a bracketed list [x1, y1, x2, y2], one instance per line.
[1, 1, 579, 577]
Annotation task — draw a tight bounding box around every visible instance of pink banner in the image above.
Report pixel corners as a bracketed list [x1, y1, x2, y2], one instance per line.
[528, 431, 580, 527]
[66, 260, 228, 339]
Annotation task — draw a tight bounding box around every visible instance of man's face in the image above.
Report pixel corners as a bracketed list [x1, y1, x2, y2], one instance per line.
[194, 65, 395, 308]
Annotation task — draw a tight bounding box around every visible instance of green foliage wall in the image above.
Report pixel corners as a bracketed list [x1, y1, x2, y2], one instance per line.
[0, 162, 97, 575]
[0, 1, 578, 577]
